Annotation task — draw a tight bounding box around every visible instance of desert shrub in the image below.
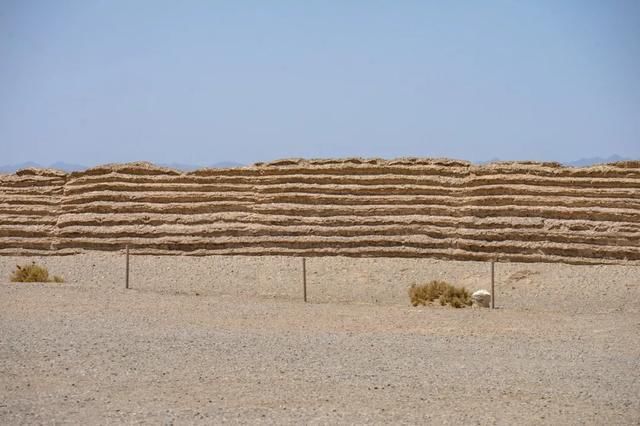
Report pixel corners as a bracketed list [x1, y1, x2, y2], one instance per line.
[409, 280, 472, 308]
[10, 262, 64, 283]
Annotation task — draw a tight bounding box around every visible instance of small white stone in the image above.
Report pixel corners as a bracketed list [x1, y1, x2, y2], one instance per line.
[471, 289, 491, 308]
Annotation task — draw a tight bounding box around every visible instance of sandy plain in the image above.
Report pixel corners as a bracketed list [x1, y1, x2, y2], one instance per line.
[1, 253, 639, 424]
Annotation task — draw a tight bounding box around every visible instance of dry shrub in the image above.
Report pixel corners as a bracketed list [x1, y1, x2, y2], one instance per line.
[10, 262, 64, 283]
[409, 280, 472, 308]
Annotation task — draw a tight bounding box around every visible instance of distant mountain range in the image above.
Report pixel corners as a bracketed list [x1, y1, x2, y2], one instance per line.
[478, 155, 633, 166]
[158, 162, 244, 171]
[563, 154, 631, 167]
[0, 156, 635, 174]
[0, 161, 244, 173]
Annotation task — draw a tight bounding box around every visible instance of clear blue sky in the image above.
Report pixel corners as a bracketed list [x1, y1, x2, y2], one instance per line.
[1, 1, 639, 166]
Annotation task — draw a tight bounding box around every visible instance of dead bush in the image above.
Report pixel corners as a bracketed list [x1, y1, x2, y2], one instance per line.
[10, 262, 64, 283]
[409, 280, 472, 308]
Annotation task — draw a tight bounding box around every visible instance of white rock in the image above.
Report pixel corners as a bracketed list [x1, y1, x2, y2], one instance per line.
[471, 289, 491, 308]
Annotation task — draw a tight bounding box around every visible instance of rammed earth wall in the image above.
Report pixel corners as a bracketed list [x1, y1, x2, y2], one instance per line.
[1, 158, 639, 264]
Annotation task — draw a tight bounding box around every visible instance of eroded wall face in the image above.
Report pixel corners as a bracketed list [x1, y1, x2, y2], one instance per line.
[0, 169, 66, 253]
[1, 159, 639, 264]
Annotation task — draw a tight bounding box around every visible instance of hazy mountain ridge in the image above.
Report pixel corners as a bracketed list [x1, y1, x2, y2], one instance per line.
[0, 156, 634, 173]
[563, 155, 630, 167]
[478, 155, 633, 166]
[0, 161, 244, 173]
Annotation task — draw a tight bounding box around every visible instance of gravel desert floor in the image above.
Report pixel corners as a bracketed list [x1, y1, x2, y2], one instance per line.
[1, 254, 639, 424]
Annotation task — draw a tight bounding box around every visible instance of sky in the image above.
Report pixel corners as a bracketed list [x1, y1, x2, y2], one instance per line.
[1, 1, 639, 167]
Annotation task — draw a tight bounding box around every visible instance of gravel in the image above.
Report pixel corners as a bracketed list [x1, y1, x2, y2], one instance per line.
[1, 253, 639, 424]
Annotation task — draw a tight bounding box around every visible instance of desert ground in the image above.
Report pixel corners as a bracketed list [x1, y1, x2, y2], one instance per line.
[1, 253, 639, 424]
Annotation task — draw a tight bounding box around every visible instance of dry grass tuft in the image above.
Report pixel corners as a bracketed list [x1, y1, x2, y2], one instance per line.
[10, 262, 64, 283]
[409, 280, 472, 308]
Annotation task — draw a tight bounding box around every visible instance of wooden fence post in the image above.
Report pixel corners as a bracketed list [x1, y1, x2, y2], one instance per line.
[302, 257, 307, 303]
[491, 260, 495, 309]
[125, 245, 130, 290]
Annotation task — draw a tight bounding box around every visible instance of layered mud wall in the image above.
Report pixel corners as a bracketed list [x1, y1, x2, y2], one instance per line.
[0, 169, 66, 254]
[1, 159, 639, 264]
